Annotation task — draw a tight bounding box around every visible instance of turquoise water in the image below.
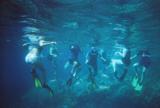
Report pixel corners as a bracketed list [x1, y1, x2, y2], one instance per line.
[1, 0, 160, 108]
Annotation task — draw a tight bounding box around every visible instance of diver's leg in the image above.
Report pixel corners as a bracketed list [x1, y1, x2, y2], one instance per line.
[90, 65, 98, 89]
[66, 77, 73, 86]
[88, 64, 97, 82]
[31, 65, 43, 88]
[43, 83, 54, 96]
[112, 59, 123, 80]
[111, 59, 118, 79]
[88, 65, 98, 89]
[31, 67, 37, 78]
[64, 61, 70, 69]
[111, 59, 123, 72]
[66, 61, 78, 86]
[119, 67, 128, 81]
[37, 62, 47, 84]
[89, 63, 97, 85]
[132, 63, 141, 88]
[139, 67, 146, 84]
[88, 65, 94, 82]
[37, 63, 54, 95]
[71, 61, 78, 75]
[111, 59, 116, 72]
[87, 65, 97, 90]
[133, 63, 139, 78]
[69, 64, 81, 85]
[73, 64, 80, 78]
[74, 65, 81, 82]
[132, 66, 145, 91]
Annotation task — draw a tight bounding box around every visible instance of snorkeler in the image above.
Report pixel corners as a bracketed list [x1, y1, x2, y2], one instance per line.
[86, 46, 99, 88]
[25, 36, 56, 95]
[64, 44, 81, 86]
[132, 49, 151, 91]
[111, 46, 131, 81]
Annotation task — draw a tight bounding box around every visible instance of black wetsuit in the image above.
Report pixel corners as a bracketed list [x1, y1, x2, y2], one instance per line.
[88, 49, 98, 74]
[138, 50, 151, 68]
[66, 44, 81, 86]
[69, 44, 81, 66]
[122, 49, 131, 67]
[116, 49, 131, 81]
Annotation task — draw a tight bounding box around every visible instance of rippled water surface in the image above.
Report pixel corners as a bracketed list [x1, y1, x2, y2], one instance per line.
[1, 0, 160, 108]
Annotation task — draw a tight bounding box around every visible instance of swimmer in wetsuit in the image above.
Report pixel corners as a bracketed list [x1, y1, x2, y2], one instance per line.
[64, 44, 81, 86]
[86, 47, 99, 88]
[132, 49, 151, 90]
[25, 36, 56, 95]
[111, 46, 131, 81]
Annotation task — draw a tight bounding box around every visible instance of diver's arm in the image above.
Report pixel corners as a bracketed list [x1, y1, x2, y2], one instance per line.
[140, 67, 146, 84]
[50, 52, 58, 57]
[85, 59, 89, 64]
[49, 47, 55, 55]
[22, 42, 32, 46]
[100, 56, 106, 63]
[131, 55, 137, 60]
[143, 54, 151, 57]
[99, 52, 106, 61]
[85, 53, 89, 64]
[64, 61, 70, 69]
[22, 43, 29, 46]
[49, 47, 58, 57]
[100, 56, 105, 61]
[49, 47, 53, 55]
[39, 40, 57, 46]
[105, 62, 112, 69]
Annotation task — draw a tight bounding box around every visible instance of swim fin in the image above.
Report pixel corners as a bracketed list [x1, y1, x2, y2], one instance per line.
[43, 84, 54, 96]
[34, 78, 42, 88]
[114, 71, 121, 81]
[31, 69, 42, 88]
[92, 82, 98, 90]
[66, 77, 73, 87]
[132, 77, 138, 87]
[119, 69, 128, 81]
[135, 83, 143, 91]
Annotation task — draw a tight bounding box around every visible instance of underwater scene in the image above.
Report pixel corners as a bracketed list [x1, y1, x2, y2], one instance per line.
[1, 0, 160, 108]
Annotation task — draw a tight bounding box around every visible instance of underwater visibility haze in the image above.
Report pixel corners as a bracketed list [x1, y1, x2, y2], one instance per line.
[1, 0, 160, 108]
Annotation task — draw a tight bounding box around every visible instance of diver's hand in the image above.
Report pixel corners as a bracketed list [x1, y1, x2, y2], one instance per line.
[85, 60, 89, 64]
[51, 41, 57, 44]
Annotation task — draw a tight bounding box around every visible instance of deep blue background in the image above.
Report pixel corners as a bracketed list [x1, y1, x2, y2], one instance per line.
[1, 22, 33, 107]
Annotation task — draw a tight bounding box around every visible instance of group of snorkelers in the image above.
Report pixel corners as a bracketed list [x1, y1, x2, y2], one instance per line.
[24, 36, 151, 96]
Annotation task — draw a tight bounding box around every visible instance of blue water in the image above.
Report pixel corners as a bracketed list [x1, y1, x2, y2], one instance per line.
[1, 0, 160, 108]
